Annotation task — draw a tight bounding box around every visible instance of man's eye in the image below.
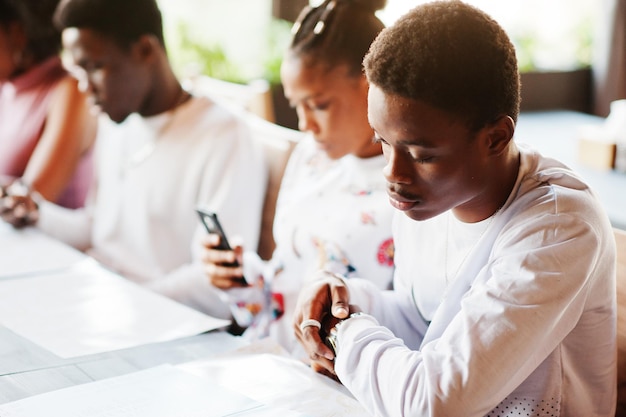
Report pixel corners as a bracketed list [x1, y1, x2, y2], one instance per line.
[408, 149, 434, 163]
[312, 101, 330, 111]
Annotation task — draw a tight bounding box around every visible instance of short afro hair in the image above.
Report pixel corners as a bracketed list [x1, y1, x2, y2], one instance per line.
[364, 1, 520, 130]
[54, 0, 164, 49]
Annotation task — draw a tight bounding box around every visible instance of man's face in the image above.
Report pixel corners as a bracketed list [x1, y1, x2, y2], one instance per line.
[368, 84, 493, 222]
[62, 28, 150, 123]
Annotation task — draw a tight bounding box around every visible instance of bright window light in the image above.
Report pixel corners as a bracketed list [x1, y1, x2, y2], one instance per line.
[377, 0, 599, 71]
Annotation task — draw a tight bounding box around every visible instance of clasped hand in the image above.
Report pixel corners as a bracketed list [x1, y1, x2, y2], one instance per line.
[0, 182, 39, 228]
[200, 233, 247, 288]
[293, 271, 359, 380]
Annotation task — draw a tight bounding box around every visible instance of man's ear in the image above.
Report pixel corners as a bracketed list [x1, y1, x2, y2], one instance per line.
[484, 115, 515, 156]
[131, 34, 161, 63]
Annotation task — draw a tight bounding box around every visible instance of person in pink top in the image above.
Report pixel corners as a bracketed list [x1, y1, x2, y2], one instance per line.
[0, 0, 96, 209]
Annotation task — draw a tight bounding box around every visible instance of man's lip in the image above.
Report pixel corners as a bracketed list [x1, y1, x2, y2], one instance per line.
[388, 193, 418, 211]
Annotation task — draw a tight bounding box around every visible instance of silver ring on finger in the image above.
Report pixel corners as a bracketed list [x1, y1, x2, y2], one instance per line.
[299, 318, 322, 332]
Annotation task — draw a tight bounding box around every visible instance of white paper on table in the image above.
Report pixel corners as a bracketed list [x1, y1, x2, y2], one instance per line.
[0, 260, 230, 358]
[0, 364, 309, 417]
[0, 222, 86, 279]
[179, 339, 370, 417]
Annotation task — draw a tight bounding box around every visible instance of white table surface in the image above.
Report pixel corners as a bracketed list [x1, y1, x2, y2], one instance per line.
[0, 225, 365, 417]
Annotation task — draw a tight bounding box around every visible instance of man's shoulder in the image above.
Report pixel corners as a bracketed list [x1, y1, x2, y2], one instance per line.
[174, 95, 251, 136]
[182, 95, 242, 122]
[517, 146, 600, 209]
[506, 147, 613, 243]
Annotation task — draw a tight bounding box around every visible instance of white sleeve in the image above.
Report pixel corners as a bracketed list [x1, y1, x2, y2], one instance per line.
[35, 122, 103, 251]
[193, 117, 267, 251]
[146, 245, 270, 323]
[346, 277, 429, 350]
[334, 211, 609, 417]
[145, 254, 233, 320]
[146, 117, 267, 319]
[36, 198, 93, 251]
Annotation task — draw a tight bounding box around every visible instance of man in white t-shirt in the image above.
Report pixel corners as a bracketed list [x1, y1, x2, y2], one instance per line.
[293, 2, 617, 416]
[0, 0, 266, 320]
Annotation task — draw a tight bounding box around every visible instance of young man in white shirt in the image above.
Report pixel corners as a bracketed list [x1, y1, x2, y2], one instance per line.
[0, 0, 266, 320]
[293, 2, 617, 416]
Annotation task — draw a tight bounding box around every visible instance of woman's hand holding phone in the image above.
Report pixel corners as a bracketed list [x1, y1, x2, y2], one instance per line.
[196, 208, 247, 288]
[200, 233, 248, 289]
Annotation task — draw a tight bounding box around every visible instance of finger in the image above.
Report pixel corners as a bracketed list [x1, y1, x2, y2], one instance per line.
[2, 199, 31, 228]
[209, 273, 229, 288]
[214, 262, 244, 278]
[201, 233, 222, 248]
[205, 262, 245, 286]
[233, 244, 244, 265]
[299, 327, 335, 362]
[310, 271, 351, 319]
[210, 273, 247, 289]
[3, 196, 36, 219]
[293, 283, 337, 361]
[14, 216, 29, 229]
[330, 281, 350, 319]
[202, 248, 239, 265]
[293, 272, 337, 324]
[2, 196, 17, 210]
[293, 292, 327, 341]
[0, 200, 10, 215]
[310, 357, 339, 381]
[13, 203, 28, 219]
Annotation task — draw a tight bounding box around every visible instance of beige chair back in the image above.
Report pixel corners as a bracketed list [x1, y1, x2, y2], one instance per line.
[185, 75, 276, 123]
[187, 75, 303, 259]
[246, 114, 303, 259]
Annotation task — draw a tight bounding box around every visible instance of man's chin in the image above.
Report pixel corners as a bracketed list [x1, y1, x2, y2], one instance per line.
[402, 207, 439, 222]
[107, 111, 131, 124]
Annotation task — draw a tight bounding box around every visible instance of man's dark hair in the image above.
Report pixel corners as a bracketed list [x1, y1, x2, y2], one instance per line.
[290, 0, 387, 77]
[0, 0, 63, 63]
[54, 0, 165, 49]
[364, 0, 520, 130]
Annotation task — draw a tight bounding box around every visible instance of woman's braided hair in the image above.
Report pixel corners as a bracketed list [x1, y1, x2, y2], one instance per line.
[289, 0, 387, 77]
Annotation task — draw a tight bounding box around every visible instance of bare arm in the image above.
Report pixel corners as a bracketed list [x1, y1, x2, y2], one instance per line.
[22, 76, 97, 202]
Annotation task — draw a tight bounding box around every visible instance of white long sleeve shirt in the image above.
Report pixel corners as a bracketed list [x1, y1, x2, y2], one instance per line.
[334, 144, 616, 417]
[37, 96, 267, 319]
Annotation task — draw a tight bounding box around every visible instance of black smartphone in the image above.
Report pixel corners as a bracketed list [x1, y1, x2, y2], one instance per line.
[196, 208, 234, 251]
[195, 206, 245, 283]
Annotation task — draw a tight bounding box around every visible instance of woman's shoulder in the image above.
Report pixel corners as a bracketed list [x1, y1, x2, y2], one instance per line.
[48, 74, 93, 111]
[50, 74, 79, 96]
